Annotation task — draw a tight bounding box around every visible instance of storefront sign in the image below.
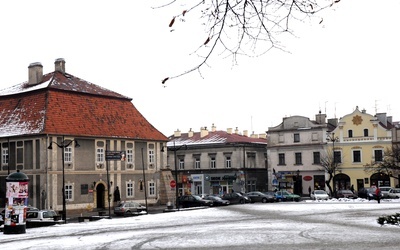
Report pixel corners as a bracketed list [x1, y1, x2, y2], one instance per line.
[303, 176, 313, 181]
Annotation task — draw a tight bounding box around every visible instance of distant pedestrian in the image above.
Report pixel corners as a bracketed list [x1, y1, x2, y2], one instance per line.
[114, 186, 121, 206]
[350, 185, 354, 193]
[308, 186, 311, 197]
[375, 187, 381, 203]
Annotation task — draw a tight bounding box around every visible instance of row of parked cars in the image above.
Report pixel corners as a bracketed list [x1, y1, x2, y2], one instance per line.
[176, 190, 303, 209]
[308, 186, 400, 201]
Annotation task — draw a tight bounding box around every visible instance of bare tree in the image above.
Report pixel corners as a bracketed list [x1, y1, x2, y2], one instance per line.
[159, 0, 341, 84]
[320, 148, 340, 196]
[364, 145, 400, 181]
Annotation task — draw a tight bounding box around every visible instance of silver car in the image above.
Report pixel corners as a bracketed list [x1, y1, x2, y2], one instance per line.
[387, 188, 400, 199]
[114, 201, 147, 216]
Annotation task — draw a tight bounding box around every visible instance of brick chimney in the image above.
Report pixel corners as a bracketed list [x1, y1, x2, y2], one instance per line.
[54, 58, 66, 73]
[174, 129, 181, 137]
[188, 128, 194, 138]
[28, 62, 43, 85]
[200, 127, 209, 138]
[211, 124, 217, 132]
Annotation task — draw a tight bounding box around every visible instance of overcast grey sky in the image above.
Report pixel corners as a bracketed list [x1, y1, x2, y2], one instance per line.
[1, 0, 399, 136]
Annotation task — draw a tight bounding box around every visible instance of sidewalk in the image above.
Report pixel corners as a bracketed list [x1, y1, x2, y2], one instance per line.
[66, 204, 168, 223]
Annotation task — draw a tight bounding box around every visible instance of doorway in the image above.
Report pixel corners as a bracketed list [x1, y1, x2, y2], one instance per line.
[96, 183, 105, 209]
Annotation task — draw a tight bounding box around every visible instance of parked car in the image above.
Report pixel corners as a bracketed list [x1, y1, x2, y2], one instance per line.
[358, 187, 382, 200]
[178, 195, 214, 208]
[222, 192, 251, 204]
[378, 186, 392, 198]
[310, 190, 329, 200]
[387, 188, 400, 199]
[335, 190, 357, 199]
[202, 195, 230, 206]
[114, 201, 147, 216]
[246, 191, 275, 203]
[275, 190, 301, 202]
[263, 192, 278, 202]
[26, 210, 59, 221]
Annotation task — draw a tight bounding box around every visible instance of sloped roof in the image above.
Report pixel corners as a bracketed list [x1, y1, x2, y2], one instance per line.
[0, 71, 167, 141]
[168, 130, 267, 147]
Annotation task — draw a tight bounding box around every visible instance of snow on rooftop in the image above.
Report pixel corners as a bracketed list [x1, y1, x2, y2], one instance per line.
[0, 79, 51, 96]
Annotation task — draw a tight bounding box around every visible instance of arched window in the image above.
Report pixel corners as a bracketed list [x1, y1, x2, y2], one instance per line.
[348, 130, 353, 138]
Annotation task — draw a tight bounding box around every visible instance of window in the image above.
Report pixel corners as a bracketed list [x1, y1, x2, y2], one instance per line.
[126, 149, 133, 163]
[194, 157, 201, 169]
[278, 153, 285, 165]
[374, 149, 383, 162]
[148, 144, 155, 164]
[334, 151, 342, 163]
[64, 146, 72, 163]
[127, 181, 134, 197]
[2, 147, 8, 165]
[96, 148, 104, 162]
[364, 129, 369, 137]
[247, 152, 256, 168]
[313, 152, 321, 164]
[294, 133, 300, 143]
[225, 156, 231, 168]
[348, 130, 353, 138]
[295, 152, 302, 165]
[353, 150, 361, 163]
[247, 180, 256, 192]
[210, 157, 216, 169]
[148, 181, 156, 196]
[17, 141, 23, 165]
[65, 184, 73, 201]
[178, 158, 185, 170]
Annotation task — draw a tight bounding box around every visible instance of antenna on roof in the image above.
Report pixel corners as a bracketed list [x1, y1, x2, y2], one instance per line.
[251, 116, 253, 133]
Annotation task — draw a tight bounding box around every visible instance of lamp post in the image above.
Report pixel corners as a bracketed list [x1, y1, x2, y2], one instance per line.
[326, 132, 339, 196]
[170, 140, 187, 210]
[48, 136, 80, 223]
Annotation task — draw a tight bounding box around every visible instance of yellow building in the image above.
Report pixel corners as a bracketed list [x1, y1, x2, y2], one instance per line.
[329, 106, 395, 192]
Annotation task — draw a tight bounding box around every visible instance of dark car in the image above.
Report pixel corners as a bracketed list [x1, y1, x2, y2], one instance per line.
[335, 190, 357, 199]
[222, 192, 250, 204]
[246, 191, 275, 203]
[114, 201, 147, 216]
[178, 195, 214, 208]
[203, 195, 230, 206]
[358, 187, 382, 200]
[263, 192, 278, 202]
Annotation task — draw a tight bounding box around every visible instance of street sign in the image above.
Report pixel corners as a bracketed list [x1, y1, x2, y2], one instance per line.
[170, 180, 176, 188]
[106, 151, 126, 161]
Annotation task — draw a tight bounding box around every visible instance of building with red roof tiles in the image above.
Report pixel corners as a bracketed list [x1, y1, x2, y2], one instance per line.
[0, 59, 168, 219]
[165, 125, 268, 202]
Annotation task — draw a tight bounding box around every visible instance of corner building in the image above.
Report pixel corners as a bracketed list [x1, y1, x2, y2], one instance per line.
[0, 59, 168, 213]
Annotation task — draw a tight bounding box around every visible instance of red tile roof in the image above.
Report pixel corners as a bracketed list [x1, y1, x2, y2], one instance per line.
[0, 71, 167, 141]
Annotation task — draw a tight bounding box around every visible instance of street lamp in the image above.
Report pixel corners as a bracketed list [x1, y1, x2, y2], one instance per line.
[326, 132, 339, 196]
[48, 136, 80, 223]
[169, 140, 187, 209]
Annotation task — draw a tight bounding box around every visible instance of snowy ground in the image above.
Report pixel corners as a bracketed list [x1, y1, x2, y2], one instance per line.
[1, 198, 400, 250]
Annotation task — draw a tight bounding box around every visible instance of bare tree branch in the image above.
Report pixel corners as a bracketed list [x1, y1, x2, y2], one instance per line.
[160, 0, 338, 85]
[364, 145, 400, 180]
